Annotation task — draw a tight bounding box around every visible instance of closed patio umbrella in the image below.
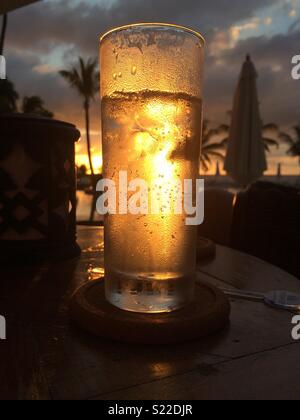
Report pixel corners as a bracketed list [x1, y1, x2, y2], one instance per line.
[224, 55, 267, 187]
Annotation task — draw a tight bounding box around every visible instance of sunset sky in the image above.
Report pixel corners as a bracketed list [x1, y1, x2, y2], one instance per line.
[3, 0, 300, 174]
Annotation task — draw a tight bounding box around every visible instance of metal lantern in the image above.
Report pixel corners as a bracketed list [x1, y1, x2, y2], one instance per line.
[0, 114, 81, 264]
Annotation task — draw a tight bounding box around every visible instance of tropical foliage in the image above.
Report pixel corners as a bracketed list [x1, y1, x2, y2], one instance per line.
[261, 123, 280, 153]
[280, 124, 300, 165]
[22, 96, 54, 118]
[0, 79, 19, 113]
[200, 120, 228, 173]
[0, 79, 53, 118]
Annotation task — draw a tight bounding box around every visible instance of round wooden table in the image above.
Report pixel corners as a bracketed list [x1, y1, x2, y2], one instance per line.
[0, 226, 299, 400]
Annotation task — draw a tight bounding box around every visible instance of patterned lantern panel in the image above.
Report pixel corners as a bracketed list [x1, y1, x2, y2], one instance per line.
[0, 115, 81, 263]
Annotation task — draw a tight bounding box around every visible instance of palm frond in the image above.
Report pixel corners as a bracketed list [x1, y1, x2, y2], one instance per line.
[263, 137, 279, 149]
[220, 138, 229, 147]
[217, 124, 229, 134]
[203, 142, 226, 152]
[288, 142, 300, 156]
[59, 69, 82, 92]
[59, 57, 99, 101]
[200, 159, 209, 173]
[279, 132, 295, 146]
[263, 123, 279, 132]
[200, 152, 212, 169]
[204, 151, 225, 160]
[200, 120, 229, 172]
[202, 129, 218, 144]
[293, 125, 300, 141]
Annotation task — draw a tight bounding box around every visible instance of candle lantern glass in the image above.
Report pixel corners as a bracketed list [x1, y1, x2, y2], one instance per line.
[0, 114, 81, 264]
[100, 24, 205, 313]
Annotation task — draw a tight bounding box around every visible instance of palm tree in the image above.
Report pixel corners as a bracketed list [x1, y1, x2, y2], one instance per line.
[0, 14, 8, 56]
[280, 124, 300, 166]
[59, 57, 99, 178]
[200, 120, 227, 173]
[0, 79, 19, 113]
[22, 95, 54, 118]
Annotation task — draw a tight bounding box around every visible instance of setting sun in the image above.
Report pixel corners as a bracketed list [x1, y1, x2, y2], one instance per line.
[76, 153, 103, 174]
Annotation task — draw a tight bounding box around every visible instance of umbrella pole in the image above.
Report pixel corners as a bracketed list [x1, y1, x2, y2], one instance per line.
[0, 14, 8, 56]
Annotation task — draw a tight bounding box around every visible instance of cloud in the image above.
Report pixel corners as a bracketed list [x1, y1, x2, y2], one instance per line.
[205, 28, 300, 127]
[33, 63, 60, 74]
[6, 0, 281, 55]
[209, 17, 261, 56]
[2, 0, 299, 175]
[230, 18, 261, 42]
[264, 17, 273, 25]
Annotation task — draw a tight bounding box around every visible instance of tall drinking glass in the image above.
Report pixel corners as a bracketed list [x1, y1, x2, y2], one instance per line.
[100, 24, 205, 313]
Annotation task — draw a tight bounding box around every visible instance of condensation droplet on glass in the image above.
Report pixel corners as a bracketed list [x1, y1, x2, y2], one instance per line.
[113, 73, 118, 80]
[118, 72, 122, 78]
[131, 66, 137, 75]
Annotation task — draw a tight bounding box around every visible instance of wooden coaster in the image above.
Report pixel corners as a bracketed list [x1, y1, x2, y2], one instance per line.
[197, 237, 216, 261]
[70, 278, 230, 344]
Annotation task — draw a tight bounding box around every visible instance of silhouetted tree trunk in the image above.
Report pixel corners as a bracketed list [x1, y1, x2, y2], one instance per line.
[0, 14, 8, 56]
[84, 99, 97, 222]
[84, 99, 95, 178]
